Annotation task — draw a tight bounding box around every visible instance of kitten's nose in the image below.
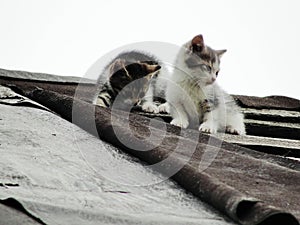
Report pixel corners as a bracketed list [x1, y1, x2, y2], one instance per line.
[211, 77, 216, 82]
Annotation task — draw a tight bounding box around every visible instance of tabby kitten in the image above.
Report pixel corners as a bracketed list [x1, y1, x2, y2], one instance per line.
[96, 52, 161, 109]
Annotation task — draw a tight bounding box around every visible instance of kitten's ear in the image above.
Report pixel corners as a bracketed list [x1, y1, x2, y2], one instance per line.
[143, 63, 161, 73]
[109, 58, 126, 76]
[142, 63, 161, 79]
[148, 64, 161, 79]
[216, 49, 227, 58]
[190, 34, 205, 53]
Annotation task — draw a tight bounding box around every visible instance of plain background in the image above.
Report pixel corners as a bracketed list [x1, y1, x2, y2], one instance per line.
[1, 0, 299, 99]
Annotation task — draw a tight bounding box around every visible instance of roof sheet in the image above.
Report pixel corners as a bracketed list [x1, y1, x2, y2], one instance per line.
[0, 68, 299, 225]
[0, 99, 231, 225]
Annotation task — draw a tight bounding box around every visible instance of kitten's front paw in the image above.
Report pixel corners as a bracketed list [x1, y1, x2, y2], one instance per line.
[158, 102, 170, 113]
[142, 102, 159, 114]
[225, 126, 246, 135]
[199, 122, 217, 134]
[170, 118, 189, 129]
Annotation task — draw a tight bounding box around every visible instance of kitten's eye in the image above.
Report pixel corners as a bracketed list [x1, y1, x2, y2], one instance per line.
[201, 64, 212, 72]
[216, 71, 219, 76]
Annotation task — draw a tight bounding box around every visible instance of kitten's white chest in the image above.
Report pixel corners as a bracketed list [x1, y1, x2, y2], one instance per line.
[179, 79, 207, 114]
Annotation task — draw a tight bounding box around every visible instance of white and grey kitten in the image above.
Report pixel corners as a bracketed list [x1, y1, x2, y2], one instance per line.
[142, 34, 246, 135]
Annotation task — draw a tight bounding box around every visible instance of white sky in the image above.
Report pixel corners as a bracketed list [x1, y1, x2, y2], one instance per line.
[1, 0, 299, 99]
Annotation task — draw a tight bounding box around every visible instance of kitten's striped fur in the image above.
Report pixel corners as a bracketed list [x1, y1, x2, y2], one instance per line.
[96, 52, 161, 109]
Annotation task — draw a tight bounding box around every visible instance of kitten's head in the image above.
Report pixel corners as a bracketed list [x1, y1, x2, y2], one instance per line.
[109, 59, 161, 105]
[183, 34, 226, 85]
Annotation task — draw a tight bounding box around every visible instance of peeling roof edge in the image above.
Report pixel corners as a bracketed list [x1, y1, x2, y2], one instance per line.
[0, 68, 95, 84]
[233, 95, 300, 111]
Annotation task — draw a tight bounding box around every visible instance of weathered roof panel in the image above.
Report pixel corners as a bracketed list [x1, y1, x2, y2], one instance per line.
[0, 68, 299, 225]
[0, 102, 232, 225]
[0, 68, 94, 84]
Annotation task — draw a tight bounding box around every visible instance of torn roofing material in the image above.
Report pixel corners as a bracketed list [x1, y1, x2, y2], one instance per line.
[0, 94, 234, 225]
[26, 87, 300, 225]
[0, 68, 300, 225]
